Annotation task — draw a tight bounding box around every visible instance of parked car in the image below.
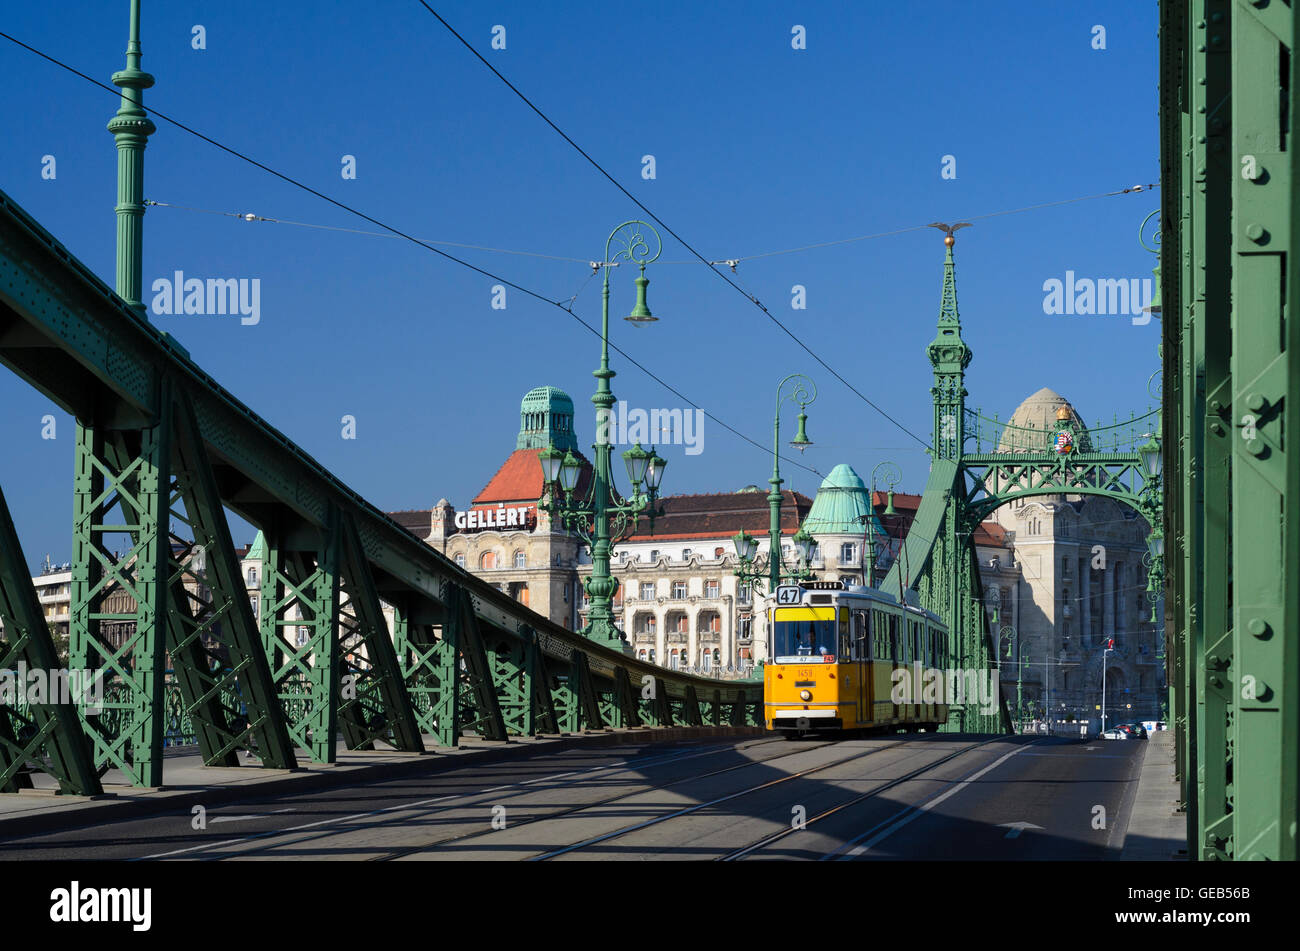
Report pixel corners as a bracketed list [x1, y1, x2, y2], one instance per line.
[1117, 722, 1148, 739]
[1100, 728, 1129, 740]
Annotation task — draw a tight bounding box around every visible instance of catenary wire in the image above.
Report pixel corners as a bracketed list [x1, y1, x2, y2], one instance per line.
[411, 2, 935, 451]
[0, 29, 823, 479]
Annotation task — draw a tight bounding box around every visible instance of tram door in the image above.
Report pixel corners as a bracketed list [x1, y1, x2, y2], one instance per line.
[853, 611, 868, 727]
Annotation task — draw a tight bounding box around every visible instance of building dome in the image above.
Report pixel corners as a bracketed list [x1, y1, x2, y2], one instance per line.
[999, 387, 1092, 452]
[802, 463, 873, 534]
[517, 386, 578, 452]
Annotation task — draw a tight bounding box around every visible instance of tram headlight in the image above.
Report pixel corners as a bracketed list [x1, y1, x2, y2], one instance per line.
[799, 689, 812, 701]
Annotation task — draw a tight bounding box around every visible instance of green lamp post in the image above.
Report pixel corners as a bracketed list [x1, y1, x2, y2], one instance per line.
[537, 222, 667, 649]
[108, 0, 156, 317]
[733, 374, 817, 595]
[1000, 624, 1026, 734]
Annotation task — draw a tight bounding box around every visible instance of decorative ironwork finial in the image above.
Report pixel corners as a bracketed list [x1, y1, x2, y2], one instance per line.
[928, 221, 972, 247]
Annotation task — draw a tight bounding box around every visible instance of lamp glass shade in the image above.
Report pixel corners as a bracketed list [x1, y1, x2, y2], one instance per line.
[645, 452, 666, 491]
[623, 443, 650, 485]
[793, 527, 814, 564]
[558, 451, 582, 493]
[539, 446, 563, 484]
[1147, 531, 1165, 559]
[624, 273, 657, 323]
[789, 411, 812, 450]
[1139, 435, 1162, 479]
[733, 530, 756, 561]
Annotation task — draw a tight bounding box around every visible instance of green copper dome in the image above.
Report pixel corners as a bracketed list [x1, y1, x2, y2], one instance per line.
[517, 386, 578, 451]
[802, 463, 880, 535]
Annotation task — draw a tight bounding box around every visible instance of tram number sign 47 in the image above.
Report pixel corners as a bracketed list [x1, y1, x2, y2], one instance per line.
[775, 585, 802, 605]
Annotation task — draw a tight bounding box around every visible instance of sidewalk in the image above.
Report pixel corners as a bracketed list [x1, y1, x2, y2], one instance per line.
[1120, 729, 1188, 860]
[0, 725, 762, 838]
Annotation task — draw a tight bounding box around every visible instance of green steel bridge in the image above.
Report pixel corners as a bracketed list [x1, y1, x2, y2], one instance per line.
[0, 1, 1294, 862]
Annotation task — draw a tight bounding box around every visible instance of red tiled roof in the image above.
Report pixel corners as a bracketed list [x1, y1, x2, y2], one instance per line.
[472, 448, 592, 505]
[625, 489, 813, 541]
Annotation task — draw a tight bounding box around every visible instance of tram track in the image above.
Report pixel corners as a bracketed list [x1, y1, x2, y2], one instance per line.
[526, 737, 931, 861]
[717, 735, 1008, 860]
[369, 735, 877, 861]
[137, 738, 780, 860]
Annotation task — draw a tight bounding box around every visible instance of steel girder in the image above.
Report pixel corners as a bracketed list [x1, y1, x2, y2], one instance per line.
[335, 512, 423, 753]
[1227, 0, 1294, 863]
[70, 406, 170, 787]
[0, 483, 101, 795]
[1160, 0, 1298, 861]
[0, 186, 764, 789]
[259, 525, 341, 763]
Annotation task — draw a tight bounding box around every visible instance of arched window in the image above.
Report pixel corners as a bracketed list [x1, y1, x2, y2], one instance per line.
[247, 567, 258, 586]
[513, 550, 526, 569]
[480, 551, 497, 570]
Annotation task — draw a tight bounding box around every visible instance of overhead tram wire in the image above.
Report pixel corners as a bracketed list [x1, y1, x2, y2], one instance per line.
[412, 4, 1157, 452]
[412, 2, 932, 451]
[145, 181, 1159, 268]
[0, 30, 822, 481]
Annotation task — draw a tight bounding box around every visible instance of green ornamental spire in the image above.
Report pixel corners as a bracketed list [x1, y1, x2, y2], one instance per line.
[926, 225, 973, 460]
[107, 0, 156, 317]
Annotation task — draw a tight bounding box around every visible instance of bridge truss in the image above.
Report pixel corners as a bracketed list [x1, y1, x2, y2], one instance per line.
[1159, 0, 1298, 861]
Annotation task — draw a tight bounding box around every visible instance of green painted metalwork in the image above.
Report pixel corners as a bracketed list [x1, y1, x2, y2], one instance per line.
[335, 512, 423, 752]
[258, 524, 341, 763]
[538, 221, 667, 650]
[444, 583, 507, 742]
[523, 630, 559, 735]
[883, 232, 1162, 735]
[569, 649, 605, 731]
[163, 391, 296, 769]
[0, 484, 101, 795]
[613, 665, 641, 728]
[734, 374, 818, 595]
[1159, 0, 1297, 861]
[107, 0, 154, 318]
[683, 685, 704, 727]
[70, 403, 171, 786]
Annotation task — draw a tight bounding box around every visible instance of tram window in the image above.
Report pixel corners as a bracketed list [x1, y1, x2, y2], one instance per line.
[853, 611, 867, 661]
[889, 615, 900, 664]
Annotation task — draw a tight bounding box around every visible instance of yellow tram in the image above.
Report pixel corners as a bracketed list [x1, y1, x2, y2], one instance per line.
[763, 581, 950, 735]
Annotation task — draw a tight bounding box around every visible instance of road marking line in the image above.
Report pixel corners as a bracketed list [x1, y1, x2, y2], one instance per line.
[839, 740, 1035, 858]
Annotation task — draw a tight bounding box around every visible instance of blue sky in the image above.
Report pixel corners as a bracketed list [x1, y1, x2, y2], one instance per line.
[0, 1, 1161, 567]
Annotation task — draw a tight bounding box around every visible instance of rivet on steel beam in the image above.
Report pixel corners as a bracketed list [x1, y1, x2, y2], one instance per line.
[1246, 224, 1267, 243]
[1210, 421, 1225, 436]
[1246, 392, 1268, 412]
[1208, 399, 1223, 414]
[1247, 618, 1270, 639]
[1246, 438, 1266, 457]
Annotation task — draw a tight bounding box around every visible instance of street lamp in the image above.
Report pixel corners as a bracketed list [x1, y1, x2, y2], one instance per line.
[1101, 638, 1115, 735]
[537, 221, 668, 649]
[733, 373, 818, 594]
[865, 461, 901, 586]
[999, 624, 1025, 733]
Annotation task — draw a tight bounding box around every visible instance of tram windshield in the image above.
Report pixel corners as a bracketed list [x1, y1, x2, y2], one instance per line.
[772, 619, 837, 662]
